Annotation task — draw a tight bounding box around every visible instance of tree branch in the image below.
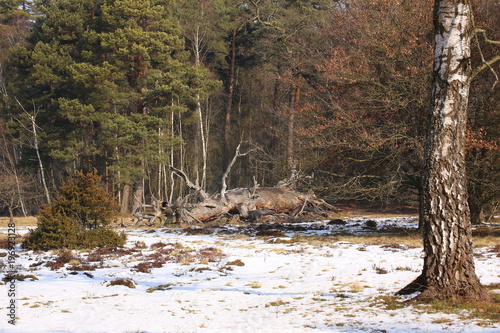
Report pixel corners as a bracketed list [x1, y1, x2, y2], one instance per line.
[170, 166, 209, 200]
[469, 16, 500, 87]
[475, 28, 500, 45]
[220, 141, 259, 204]
[469, 55, 500, 86]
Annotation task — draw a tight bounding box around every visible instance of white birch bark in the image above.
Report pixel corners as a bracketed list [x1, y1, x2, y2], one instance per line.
[402, 0, 489, 300]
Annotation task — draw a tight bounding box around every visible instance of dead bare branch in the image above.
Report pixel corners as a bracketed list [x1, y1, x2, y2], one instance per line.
[170, 166, 209, 200]
[221, 141, 259, 204]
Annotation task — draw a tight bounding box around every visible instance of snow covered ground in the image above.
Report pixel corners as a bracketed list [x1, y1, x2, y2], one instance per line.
[1, 217, 499, 333]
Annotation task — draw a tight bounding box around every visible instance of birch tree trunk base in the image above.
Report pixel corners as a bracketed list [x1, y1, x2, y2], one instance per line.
[398, 273, 493, 302]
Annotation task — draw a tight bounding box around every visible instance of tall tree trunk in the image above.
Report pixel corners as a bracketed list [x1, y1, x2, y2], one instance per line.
[223, 28, 237, 173]
[196, 94, 207, 189]
[287, 85, 300, 172]
[121, 183, 131, 213]
[169, 109, 175, 203]
[193, 26, 207, 190]
[270, 66, 282, 155]
[29, 114, 51, 204]
[399, 0, 489, 301]
[132, 179, 144, 214]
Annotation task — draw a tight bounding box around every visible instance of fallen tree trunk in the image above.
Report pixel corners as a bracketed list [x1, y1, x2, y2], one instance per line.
[171, 186, 334, 225]
[189, 187, 300, 220]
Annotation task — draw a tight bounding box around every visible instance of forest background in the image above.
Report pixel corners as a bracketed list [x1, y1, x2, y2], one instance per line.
[0, 0, 498, 222]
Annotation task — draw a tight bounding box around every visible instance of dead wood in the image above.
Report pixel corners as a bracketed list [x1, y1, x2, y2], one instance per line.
[169, 186, 336, 225]
[170, 166, 209, 200]
[132, 195, 164, 227]
[161, 145, 337, 225]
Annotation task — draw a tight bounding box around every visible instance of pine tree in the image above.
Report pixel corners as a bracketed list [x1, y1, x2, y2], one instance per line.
[5, 0, 217, 211]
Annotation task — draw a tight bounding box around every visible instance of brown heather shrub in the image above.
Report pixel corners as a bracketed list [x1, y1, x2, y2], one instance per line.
[0, 238, 11, 249]
[151, 242, 168, 249]
[87, 252, 104, 262]
[45, 250, 75, 270]
[133, 260, 164, 273]
[226, 259, 245, 266]
[134, 262, 153, 273]
[68, 261, 99, 271]
[197, 247, 226, 263]
[108, 278, 136, 288]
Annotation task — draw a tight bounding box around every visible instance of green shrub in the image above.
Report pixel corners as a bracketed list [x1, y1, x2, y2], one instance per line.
[25, 171, 125, 250]
[55, 170, 118, 229]
[79, 227, 126, 249]
[24, 207, 79, 250]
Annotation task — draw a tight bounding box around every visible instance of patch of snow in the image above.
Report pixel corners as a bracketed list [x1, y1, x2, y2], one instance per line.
[1, 217, 499, 333]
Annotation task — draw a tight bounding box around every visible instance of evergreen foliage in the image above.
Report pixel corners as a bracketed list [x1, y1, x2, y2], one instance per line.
[25, 171, 125, 250]
[55, 170, 118, 229]
[4, 0, 217, 208]
[0, 0, 498, 218]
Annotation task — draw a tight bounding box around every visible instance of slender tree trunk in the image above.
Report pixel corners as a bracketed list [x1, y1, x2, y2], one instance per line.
[30, 114, 51, 204]
[193, 27, 208, 190]
[399, 0, 489, 301]
[158, 127, 163, 199]
[196, 95, 208, 189]
[169, 109, 175, 203]
[270, 66, 282, 155]
[287, 85, 300, 172]
[223, 28, 237, 173]
[177, 109, 186, 199]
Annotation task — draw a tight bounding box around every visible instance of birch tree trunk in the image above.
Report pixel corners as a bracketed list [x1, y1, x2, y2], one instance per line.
[29, 114, 51, 204]
[193, 27, 208, 190]
[399, 0, 489, 300]
[223, 28, 237, 173]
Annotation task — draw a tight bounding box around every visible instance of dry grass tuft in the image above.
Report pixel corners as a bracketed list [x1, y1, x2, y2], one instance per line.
[246, 281, 262, 289]
[266, 300, 289, 307]
[2, 274, 38, 282]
